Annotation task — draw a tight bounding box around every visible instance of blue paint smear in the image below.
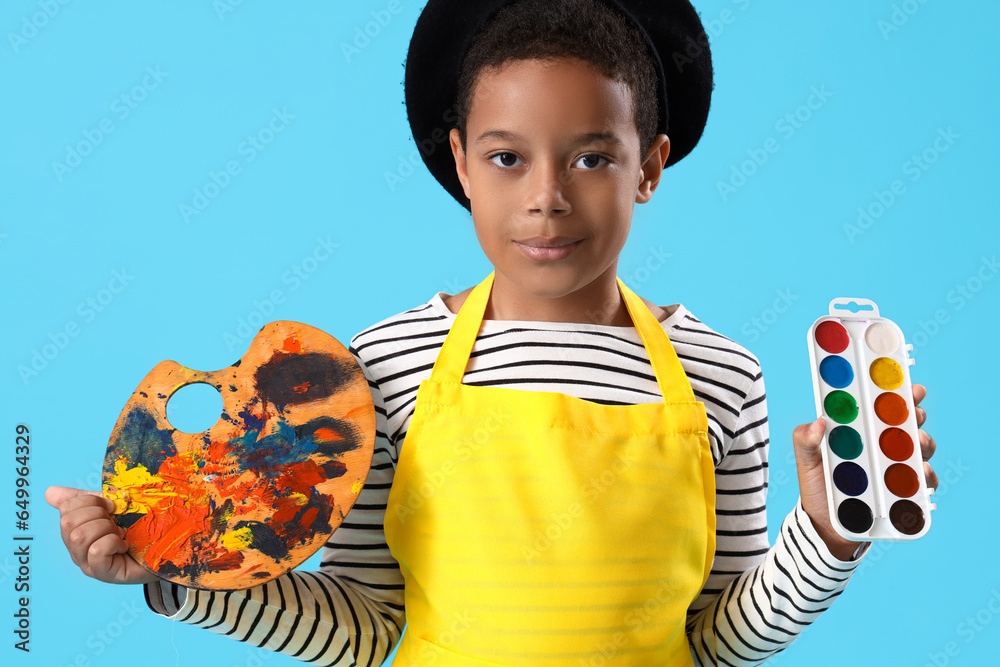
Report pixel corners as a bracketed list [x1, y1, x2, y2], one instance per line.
[229, 420, 322, 477]
[106, 405, 177, 474]
[237, 408, 267, 432]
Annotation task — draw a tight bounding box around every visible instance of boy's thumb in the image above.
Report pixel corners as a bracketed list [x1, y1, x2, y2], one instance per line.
[792, 418, 826, 467]
[45, 485, 103, 509]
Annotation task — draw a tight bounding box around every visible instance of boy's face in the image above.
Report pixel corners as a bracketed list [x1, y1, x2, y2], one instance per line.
[450, 56, 669, 315]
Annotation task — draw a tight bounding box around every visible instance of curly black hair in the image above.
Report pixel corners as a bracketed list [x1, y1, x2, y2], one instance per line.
[455, 0, 660, 164]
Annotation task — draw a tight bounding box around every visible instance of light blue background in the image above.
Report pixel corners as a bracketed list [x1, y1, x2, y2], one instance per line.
[2, 1, 998, 665]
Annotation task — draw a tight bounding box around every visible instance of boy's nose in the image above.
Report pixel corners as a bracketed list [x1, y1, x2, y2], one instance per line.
[526, 161, 572, 216]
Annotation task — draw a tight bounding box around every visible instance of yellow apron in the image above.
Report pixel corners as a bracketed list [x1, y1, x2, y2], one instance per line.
[385, 272, 715, 666]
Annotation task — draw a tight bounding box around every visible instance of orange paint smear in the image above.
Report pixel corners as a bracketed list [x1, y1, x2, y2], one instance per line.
[313, 427, 345, 442]
[292, 381, 311, 394]
[124, 423, 336, 579]
[283, 335, 302, 353]
[132, 489, 212, 569]
[339, 405, 368, 420]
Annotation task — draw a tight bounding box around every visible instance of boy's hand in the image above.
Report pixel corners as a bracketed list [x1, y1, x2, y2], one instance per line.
[791, 384, 938, 561]
[45, 486, 158, 585]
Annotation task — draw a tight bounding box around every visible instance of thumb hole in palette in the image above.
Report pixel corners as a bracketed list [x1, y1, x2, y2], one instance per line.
[165, 382, 224, 434]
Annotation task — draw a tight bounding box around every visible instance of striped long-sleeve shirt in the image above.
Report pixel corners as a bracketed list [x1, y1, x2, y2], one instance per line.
[144, 291, 870, 666]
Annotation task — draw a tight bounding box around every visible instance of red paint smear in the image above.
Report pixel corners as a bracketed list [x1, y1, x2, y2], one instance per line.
[298, 506, 319, 531]
[292, 381, 311, 394]
[204, 551, 245, 571]
[283, 335, 302, 353]
[126, 420, 337, 580]
[131, 490, 212, 570]
[313, 427, 345, 442]
[276, 459, 327, 491]
[223, 477, 263, 501]
[269, 462, 329, 540]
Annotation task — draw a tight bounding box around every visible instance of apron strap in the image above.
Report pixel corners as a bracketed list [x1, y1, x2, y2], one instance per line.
[430, 272, 696, 403]
[429, 272, 495, 385]
[616, 276, 697, 403]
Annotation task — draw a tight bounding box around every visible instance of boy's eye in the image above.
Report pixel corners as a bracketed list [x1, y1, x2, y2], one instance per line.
[574, 154, 607, 169]
[489, 152, 522, 168]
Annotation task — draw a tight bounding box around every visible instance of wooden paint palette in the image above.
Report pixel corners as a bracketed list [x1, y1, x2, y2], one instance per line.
[102, 321, 375, 590]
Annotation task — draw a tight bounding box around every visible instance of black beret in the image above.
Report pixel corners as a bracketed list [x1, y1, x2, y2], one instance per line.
[404, 0, 714, 212]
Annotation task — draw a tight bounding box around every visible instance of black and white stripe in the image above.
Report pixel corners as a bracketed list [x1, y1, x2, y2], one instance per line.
[145, 292, 868, 666]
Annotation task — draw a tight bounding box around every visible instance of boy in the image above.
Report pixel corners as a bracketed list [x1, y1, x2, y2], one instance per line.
[47, 0, 939, 664]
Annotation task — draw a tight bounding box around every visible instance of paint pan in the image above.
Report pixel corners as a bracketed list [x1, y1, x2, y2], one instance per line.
[102, 321, 376, 590]
[807, 298, 935, 541]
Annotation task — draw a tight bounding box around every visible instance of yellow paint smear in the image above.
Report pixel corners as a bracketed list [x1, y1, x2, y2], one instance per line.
[352, 480, 363, 495]
[219, 526, 253, 551]
[104, 457, 180, 515]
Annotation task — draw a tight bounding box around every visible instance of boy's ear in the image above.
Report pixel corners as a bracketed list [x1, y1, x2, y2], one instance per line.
[450, 128, 473, 201]
[636, 134, 671, 204]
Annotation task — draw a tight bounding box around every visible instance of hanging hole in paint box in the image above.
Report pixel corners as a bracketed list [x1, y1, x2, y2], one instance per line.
[833, 300, 875, 314]
[166, 382, 225, 434]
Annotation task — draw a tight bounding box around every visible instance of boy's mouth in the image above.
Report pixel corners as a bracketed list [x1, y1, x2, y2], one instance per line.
[514, 236, 583, 261]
